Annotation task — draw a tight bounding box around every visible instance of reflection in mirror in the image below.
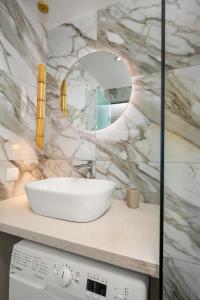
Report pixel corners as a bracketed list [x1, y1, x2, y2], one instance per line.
[62, 51, 132, 131]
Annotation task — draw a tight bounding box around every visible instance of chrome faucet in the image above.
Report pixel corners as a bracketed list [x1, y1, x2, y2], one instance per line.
[74, 160, 94, 179]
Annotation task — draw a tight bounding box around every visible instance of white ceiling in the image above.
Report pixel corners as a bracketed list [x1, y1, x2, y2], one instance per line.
[80, 52, 132, 90]
[21, 0, 118, 29]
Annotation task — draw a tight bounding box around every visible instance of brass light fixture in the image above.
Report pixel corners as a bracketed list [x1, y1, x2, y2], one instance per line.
[36, 64, 46, 148]
[38, 0, 49, 14]
[60, 80, 68, 116]
[36, 1, 49, 149]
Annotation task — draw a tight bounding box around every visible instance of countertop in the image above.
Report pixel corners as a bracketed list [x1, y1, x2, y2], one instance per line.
[0, 195, 159, 277]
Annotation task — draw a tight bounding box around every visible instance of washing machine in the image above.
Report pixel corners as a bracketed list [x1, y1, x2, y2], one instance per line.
[9, 240, 148, 300]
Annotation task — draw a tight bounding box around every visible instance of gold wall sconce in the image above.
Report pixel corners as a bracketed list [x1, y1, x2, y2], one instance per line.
[38, 0, 49, 14]
[36, 64, 46, 149]
[36, 1, 49, 149]
[60, 80, 68, 116]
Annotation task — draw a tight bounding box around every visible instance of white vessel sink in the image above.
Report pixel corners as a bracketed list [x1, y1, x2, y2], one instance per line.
[25, 177, 116, 222]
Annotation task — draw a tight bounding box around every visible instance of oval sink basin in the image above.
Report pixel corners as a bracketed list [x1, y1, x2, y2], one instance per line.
[25, 177, 116, 222]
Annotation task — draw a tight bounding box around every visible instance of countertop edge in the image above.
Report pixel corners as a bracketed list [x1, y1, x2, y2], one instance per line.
[0, 222, 159, 278]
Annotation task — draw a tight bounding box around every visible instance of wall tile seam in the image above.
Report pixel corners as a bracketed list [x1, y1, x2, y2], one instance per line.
[0, 159, 161, 164]
[166, 64, 200, 73]
[4, 160, 200, 164]
[163, 255, 200, 267]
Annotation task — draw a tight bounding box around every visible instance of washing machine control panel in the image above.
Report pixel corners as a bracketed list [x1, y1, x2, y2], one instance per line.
[10, 240, 148, 300]
[52, 265, 135, 299]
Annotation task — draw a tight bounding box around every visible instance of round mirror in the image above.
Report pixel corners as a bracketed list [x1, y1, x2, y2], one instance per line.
[60, 51, 132, 131]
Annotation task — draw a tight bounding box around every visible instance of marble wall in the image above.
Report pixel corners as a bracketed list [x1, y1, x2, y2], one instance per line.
[0, 0, 162, 202]
[46, 0, 162, 202]
[0, 0, 44, 160]
[163, 0, 200, 299]
[0, 1, 84, 200]
[0, 0, 46, 200]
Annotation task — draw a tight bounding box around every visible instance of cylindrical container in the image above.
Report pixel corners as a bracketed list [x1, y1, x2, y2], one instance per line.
[126, 188, 140, 209]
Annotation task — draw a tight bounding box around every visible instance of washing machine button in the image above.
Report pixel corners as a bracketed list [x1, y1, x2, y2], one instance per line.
[75, 277, 80, 284]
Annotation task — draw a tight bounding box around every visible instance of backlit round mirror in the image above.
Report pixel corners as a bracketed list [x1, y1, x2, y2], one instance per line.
[60, 51, 132, 131]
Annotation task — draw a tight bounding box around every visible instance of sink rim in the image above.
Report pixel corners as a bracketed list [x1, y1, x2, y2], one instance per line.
[25, 177, 116, 197]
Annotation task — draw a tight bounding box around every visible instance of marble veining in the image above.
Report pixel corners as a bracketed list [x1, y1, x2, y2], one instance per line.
[162, 63, 200, 294]
[166, 65, 200, 154]
[0, 0, 46, 85]
[64, 59, 97, 131]
[0, 0, 46, 161]
[0, 71, 41, 160]
[164, 164, 200, 265]
[47, 13, 97, 86]
[165, 0, 200, 69]
[46, 0, 162, 164]
[97, 0, 162, 75]
[164, 257, 200, 300]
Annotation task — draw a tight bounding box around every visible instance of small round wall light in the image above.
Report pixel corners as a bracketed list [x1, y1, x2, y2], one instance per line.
[115, 56, 122, 62]
[12, 144, 21, 151]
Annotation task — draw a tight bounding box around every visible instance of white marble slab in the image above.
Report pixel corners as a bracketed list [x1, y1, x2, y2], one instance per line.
[0, 73, 42, 160]
[166, 65, 200, 161]
[164, 163, 200, 264]
[0, 0, 46, 86]
[97, 0, 161, 75]
[164, 257, 200, 300]
[47, 12, 97, 85]
[166, 0, 200, 69]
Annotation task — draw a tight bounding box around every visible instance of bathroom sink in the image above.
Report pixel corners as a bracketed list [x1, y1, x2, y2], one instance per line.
[25, 177, 116, 222]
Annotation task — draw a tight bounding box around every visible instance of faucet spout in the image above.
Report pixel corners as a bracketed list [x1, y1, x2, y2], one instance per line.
[74, 160, 94, 179]
[87, 160, 94, 179]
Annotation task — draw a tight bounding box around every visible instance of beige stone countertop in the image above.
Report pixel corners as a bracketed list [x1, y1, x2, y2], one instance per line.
[0, 195, 159, 277]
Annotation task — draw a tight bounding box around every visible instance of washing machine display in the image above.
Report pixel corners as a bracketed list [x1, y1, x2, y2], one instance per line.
[86, 279, 107, 296]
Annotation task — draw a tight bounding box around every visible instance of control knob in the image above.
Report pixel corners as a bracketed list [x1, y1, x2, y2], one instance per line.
[56, 266, 72, 287]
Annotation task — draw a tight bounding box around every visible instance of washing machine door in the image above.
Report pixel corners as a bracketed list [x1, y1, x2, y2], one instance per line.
[9, 274, 80, 300]
[9, 275, 60, 300]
